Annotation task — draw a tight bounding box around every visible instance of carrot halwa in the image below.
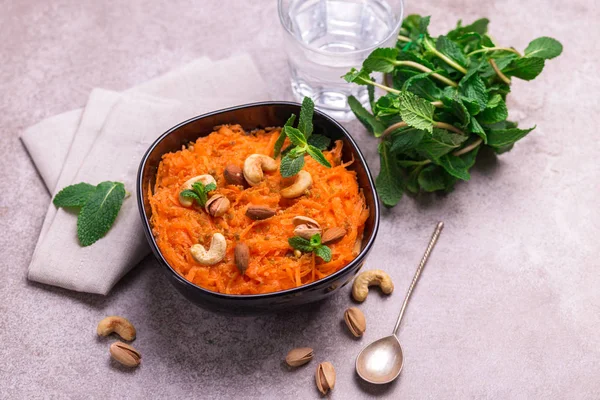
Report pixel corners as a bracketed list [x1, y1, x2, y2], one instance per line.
[149, 124, 369, 295]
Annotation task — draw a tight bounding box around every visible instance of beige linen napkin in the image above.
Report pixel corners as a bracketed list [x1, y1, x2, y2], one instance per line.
[22, 55, 270, 294]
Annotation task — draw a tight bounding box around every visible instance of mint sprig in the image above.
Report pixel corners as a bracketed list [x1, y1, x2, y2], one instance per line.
[345, 14, 562, 207]
[180, 181, 216, 207]
[288, 233, 332, 262]
[275, 97, 332, 177]
[53, 181, 126, 247]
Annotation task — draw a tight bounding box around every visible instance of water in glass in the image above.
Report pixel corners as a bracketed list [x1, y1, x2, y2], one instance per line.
[280, 0, 402, 121]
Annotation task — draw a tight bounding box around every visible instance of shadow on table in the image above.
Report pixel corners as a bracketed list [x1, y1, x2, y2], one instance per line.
[354, 371, 401, 396]
[134, 258, 345, 382]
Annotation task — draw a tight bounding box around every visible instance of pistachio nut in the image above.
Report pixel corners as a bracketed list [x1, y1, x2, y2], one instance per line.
[315, 361, 336, 395]
[343, 307, 366, 337]
[110, 341, 141, 368]
[293, 225, 322, 240]
[292, 216, 322, 240]
[205, 194, 230, 217]
[285, 347, 313, 367]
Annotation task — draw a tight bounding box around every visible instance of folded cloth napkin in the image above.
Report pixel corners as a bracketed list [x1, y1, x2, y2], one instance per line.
[22, 55, 271, 295]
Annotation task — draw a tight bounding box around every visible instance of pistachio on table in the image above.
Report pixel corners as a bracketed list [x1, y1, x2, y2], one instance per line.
[344, 307, 366, 337]
[315, 361, 336, 395]
[110, 341, 141, 368]
[285, 347, 314, 367]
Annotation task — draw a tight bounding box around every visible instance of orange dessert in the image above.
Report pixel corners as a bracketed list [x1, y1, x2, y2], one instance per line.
[149, 124, 369, 295]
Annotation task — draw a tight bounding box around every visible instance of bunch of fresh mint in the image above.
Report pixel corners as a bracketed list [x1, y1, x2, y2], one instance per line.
[274, 97, 332, 177]
[344, 15, 562, 207]
[53, 181, 126, 246]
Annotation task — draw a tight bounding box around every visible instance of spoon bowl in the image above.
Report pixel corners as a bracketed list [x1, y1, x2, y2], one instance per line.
[355, 222, 444, 384]
[356, 335, 404, 384]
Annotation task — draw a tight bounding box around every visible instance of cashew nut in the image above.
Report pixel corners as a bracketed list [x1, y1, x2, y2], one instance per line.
[243, 154, 278, 186]
[351, 270, 394, 302]
[280, 170, 313, 199]
[178, 174, 216, 207]
[97, 316, 136, 341]
[191, 233, 227, 265]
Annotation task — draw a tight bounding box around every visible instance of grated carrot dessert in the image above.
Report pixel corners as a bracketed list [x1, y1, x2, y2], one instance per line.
[149, 124, 369, 295]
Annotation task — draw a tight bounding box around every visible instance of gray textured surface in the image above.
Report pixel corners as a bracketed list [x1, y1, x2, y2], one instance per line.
[1, 0, 599, 399]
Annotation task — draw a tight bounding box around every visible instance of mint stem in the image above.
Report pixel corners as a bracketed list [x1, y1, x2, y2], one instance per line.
[467, 46, 522, 57]
[397, 34, 411, 42]
[381, 121, 465, 138]
[489, 59, 511, 85]
[392, 60, 458, 87]
[423, 37, 468, 74]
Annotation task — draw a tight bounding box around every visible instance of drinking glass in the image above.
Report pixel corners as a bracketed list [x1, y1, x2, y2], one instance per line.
[278, 0, 404, 121]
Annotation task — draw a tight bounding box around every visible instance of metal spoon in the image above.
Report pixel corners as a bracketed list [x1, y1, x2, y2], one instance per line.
[356, 222, 444, 384]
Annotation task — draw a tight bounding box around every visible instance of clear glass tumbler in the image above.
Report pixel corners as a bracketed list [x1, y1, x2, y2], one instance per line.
[278, 0, 404, 121]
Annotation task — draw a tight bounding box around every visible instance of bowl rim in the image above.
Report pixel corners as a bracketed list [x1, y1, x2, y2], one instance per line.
[136, 101, 380, 300]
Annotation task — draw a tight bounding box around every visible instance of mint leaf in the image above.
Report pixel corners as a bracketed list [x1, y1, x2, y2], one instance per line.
[418, 166, 447, 192]
[373, 95, 400, 117]
[186, 181, 215, 207]
[288, 236, 313, 253]
[524, 37, 563, 60]
[306, 145, 332, 168]
[180, 189, 201, 202]
[280, 153, 305, 177]
[284, 126, 307, 147]
[402, 72, 442, 101]
[53, 182, 96, 208]
[478, 94, 508, 124]
[448, 18, 489, 39]
[441, 94, 470, 128]
[416, 128, 468, 159]
[487, 127, 535, 148]
[274, 115, 296, 157]
[389, 127, 424, 153]
[348, 95, 386, 137]
[77, 181, 126, 247]
[314, 245, 332, 262]
[503, 57, 545, 81]
[307, 134, 331, 150]
[343, 68, 372, 86]
[468, 117, 487, 143]
[398, 91, 435, 133]
[368, 84, 375, 110]
[435, 35, 468, 68]
[459, 74, 487, 114]
[309, 234, 322, 247]
[435, 154, 471, 181]
[298, 97, 314, 138]
[376, 142, 403, 206]
[363, 48, 399, 73]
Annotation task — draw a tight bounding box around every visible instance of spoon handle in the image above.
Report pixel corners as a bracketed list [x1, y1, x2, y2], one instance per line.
[392, 222, 444, 336]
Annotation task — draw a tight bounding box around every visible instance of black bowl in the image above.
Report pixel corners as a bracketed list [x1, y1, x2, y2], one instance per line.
[137, 102, 380, 312]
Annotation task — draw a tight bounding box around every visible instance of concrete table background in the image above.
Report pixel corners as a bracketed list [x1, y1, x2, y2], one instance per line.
[1, 0, 598, 398]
